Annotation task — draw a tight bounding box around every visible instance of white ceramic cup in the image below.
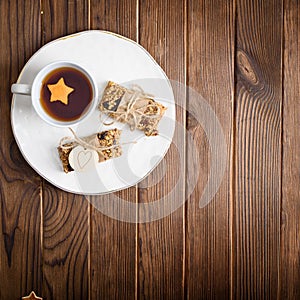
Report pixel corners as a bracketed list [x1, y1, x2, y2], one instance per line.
[11, 61, 98, 127]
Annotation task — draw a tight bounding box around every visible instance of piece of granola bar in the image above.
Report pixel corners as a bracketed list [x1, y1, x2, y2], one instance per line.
[57, 128, 122, 173]
[99, 81, 166, 136]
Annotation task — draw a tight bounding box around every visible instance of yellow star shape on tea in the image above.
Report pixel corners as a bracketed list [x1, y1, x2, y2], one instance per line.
[22, 291, 43, 300]
[47, 77, 74, 105]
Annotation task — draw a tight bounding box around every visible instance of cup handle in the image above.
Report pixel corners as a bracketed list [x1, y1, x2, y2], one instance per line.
[11, 83, 32, 95]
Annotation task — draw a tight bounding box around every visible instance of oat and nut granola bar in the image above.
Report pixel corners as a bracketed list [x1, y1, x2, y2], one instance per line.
[57, 128, 122, 173]
[99, 81, 166, 136]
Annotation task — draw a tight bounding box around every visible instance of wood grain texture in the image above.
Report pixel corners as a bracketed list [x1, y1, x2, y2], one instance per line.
[89, 1, 137, 299]
[137, 0, 186, 298]
[280, 0, 300, 298]
[233, 0, 282, 298]
[41, 1, 90, 299]
[41, 0, 89, 42]
[90, 0, 137, 39]
[0, 1, 42, 299]
[43, 188, 89, 299]
[186, 0, 234, 298]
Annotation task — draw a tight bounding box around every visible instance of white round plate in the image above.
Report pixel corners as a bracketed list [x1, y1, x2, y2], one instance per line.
[11, 30, 175, 194]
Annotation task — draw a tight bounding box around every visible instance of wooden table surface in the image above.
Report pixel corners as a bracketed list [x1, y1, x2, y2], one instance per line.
[0, 0, 299, 299]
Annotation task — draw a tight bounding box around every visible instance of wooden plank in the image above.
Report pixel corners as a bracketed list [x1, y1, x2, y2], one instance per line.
[137, 0, 186, 298]
[89, 1, 138, 299]
[42, 189, 89, 299]
[233, 0, 282, 298]
[279, 0, 300, 298]
[89, 0, 137, 39]
[0, 0, 42, 299]
[41, 0, 89, 42]
[186, 0, 234, 298]
[41, 1, 90, 299]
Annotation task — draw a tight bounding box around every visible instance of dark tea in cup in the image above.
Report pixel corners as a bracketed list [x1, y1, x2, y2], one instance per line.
[40, 67, 93, 122]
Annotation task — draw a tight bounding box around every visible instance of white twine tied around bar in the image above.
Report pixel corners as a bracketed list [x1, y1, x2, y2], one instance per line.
[59, 127, 134, 158]
[101, 85, 163, 130]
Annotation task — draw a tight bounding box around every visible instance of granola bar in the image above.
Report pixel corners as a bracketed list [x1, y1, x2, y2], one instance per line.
[99, 81, 167, 136]
[57, 128, 122, 173]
